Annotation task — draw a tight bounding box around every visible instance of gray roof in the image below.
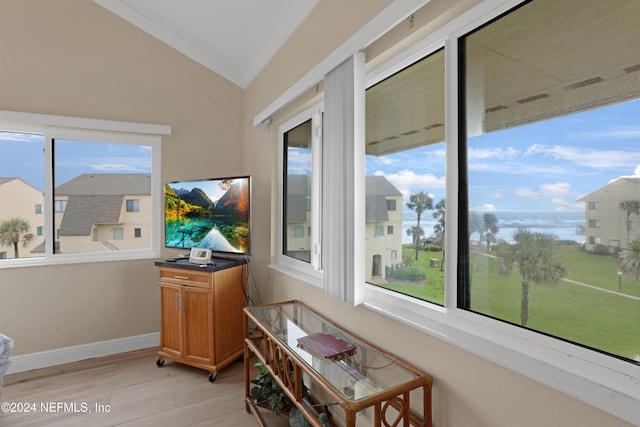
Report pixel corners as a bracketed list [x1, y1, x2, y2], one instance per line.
[286, 174, 310, 195]
[366, 175, 402, 197]
[0, 177, 43, 193]
[577, 177, 640, 202]
[366, 195, 390, 222]
[286, 175, 310, 222]
[59, 195, 124, 236]
[366, 176, 402, 222]
[56, 174, 149, 236]
[284, 174, 402, 223]
[0, 178, 15, 185]
[56, 174, 150, 195]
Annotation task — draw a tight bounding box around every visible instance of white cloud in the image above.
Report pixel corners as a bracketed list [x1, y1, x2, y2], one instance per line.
[525, 144, 640, 169]
[473, 204, 496, 211]
[383, 170, 444, 191]
[540, 182, 571, 197]
[468, 146, 520, 160]
[0, 132, 44, 143]
[573, 126, 640, 141]
[379, 170, 444, 203]
[516, 187, 540, 198]
[606, 164, 640, 183]
[517, 182, 573, 199]
[551, 197, 583, 212]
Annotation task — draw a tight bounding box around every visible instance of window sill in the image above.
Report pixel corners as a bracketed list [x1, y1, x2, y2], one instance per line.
[0, 250, 159, 270]
[361, 283, 640, 424]
[268, 262, 323, 289]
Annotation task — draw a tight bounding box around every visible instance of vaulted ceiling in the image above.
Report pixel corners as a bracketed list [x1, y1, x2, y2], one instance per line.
[94, 0, 320, 89]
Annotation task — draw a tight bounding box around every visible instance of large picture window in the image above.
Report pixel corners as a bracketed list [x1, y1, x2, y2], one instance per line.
[459, 0, 640, 363]
[0, 112, 166, 266]
[365, 49, 446, 305]
[266, 0, 640, 420]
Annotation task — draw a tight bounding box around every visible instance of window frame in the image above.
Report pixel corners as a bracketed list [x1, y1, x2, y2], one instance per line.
[0, 110, 166, 268]
[358, 0, 640, 423]
[126, 199, 140, 213]
[274, 103, 324, 287]
[260, 0, 640, 421]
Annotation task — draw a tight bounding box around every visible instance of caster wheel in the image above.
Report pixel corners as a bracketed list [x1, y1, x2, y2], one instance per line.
[156, 357, 165, 367]
[208, 371, 218, 382]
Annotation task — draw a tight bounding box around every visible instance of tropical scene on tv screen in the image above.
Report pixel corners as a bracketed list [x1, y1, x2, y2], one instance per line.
[165, 177, 250, 254]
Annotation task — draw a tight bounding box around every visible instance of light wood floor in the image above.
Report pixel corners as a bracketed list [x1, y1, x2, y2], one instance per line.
[1, 348, 289, 427]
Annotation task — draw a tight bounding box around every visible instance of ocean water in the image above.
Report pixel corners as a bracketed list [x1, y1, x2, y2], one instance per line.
[486, 211, 585, 244]
[401, 211, 585, 244]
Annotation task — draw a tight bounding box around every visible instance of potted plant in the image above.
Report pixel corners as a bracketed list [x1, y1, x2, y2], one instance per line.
[250, 361, 293, 416]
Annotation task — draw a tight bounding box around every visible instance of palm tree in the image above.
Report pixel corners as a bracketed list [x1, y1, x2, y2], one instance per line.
[432, 199, 445, 271]
[494, 230, 567, 327]
[483, 213, 499, 252]
[620, 239, 640, 280]
[406, 225, 424, 258]
[0, 217, 34, 259]
[406, 192, 433, 260]
[619, 200, 640, 247]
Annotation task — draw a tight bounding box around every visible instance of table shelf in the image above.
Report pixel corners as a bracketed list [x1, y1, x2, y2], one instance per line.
[244, 300, 432, 427]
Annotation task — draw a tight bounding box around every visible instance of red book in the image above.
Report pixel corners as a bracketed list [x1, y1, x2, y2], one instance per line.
[297, 333, 357, 359]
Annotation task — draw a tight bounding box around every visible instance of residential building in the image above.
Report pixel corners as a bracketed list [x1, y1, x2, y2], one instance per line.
[365, 175, 403, 280]
[579, 177, 640, 252]
[54, 174, 151, 253]
[579, 178, 640, 252]
[286, 174, 404, 277]
[0, 178, 44, 259]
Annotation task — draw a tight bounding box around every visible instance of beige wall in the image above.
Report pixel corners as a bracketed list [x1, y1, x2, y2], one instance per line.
[0, 0, 632, 426]
[0, 0, 243, 355]
[243, 1, 632, 426]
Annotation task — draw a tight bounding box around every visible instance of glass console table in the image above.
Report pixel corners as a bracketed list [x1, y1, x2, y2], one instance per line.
[244, 300, 432, 426]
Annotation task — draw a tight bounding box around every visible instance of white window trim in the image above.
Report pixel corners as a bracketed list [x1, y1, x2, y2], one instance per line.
[261, 0, 640, 423]
[358, 1, 640, 424]
[273, 104, 324, 288]
[0, 110, 168, 268]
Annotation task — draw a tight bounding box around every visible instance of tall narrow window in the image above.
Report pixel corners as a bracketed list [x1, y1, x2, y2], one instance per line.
[283, 120, 313, 263]
[460, 0, 640, 363]
[365, 49, 446, 305]
[279, 107, 323, 278]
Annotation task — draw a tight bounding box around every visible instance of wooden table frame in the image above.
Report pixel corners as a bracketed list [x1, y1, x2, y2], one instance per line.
[244, 300, 432, 427]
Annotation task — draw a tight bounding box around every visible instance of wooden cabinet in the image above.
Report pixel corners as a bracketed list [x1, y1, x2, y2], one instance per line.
[155, 259, 247, 381]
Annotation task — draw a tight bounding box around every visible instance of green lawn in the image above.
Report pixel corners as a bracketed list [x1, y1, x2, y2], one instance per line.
[372, 246, 444, 303]
[374, 243, 640, 361]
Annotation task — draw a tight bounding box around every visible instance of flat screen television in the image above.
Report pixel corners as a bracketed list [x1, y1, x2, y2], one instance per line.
[164, 175, 251, 256]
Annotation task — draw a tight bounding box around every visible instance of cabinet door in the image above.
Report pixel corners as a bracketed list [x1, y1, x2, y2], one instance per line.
[213, 265, 247, 363]
[159, 283, 183, 360]
[182, 285, 214, 366]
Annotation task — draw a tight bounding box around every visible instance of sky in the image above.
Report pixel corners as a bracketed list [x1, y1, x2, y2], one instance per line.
[365, 98, 640, 214]
[3, 98, 640, 216]
[0, 136, 151, 192]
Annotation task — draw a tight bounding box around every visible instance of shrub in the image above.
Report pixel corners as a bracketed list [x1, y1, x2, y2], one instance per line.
[388, 266, 426, 282]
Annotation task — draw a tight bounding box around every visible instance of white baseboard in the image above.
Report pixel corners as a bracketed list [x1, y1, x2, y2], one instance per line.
[6, 333, 160, 374]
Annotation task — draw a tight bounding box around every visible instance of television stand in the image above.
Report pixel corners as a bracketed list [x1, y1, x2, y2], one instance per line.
[154, 257, 247, 381]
